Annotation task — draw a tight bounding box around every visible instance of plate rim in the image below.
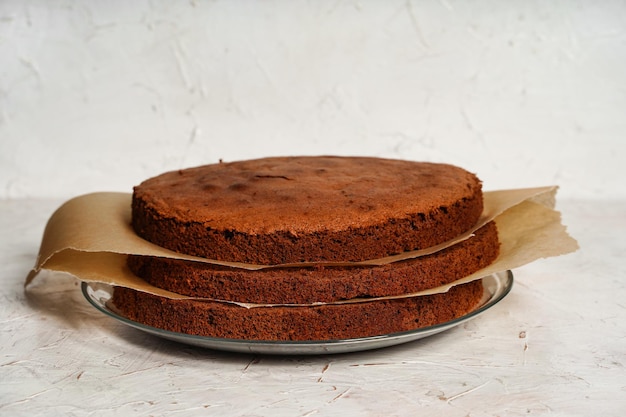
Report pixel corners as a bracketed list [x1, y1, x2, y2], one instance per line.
[81, 270, 513, 355]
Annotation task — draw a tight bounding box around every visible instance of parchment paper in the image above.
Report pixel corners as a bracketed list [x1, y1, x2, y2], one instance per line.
[25, 186, 579, 306]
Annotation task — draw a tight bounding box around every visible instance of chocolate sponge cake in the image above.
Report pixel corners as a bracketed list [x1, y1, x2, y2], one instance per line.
[113, 156, 500, 341]
[130, 156, 485, 264]
[112, 280, 484, 341]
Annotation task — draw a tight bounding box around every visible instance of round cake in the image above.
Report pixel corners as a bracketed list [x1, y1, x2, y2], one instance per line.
[113, 156, 500, 341]
[130, 156, 485, 264]
[112, 280, 484, 341]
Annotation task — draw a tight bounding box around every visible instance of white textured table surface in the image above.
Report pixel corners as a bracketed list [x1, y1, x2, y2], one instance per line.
[1, 198, 625, 416]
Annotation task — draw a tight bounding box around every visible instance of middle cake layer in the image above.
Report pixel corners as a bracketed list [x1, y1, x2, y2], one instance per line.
[127, 221, 500, 304]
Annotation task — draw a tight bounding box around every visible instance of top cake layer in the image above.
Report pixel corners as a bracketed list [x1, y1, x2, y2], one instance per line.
[131, 156, 484, 264]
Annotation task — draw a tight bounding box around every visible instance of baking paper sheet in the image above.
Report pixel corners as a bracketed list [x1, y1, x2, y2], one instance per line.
[25, 186, 579, 306]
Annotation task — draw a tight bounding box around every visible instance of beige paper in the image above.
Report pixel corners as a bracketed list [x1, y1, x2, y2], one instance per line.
[25, 186, 579, 306]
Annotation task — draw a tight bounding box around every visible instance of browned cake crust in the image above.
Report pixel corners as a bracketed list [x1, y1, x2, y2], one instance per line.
[131, 156, 484, 264]
[111, 280, 484, 341]
[127, 221, 499, 304]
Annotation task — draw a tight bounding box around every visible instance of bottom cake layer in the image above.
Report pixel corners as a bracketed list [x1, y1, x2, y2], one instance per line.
[110, 280, 483, 341]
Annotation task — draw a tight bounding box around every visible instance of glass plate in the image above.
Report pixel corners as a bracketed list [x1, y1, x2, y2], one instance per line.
[82, 270, 513, 355]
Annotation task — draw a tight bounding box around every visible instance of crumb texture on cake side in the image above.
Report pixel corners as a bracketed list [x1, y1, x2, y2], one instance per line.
[111, 280, 484, 341]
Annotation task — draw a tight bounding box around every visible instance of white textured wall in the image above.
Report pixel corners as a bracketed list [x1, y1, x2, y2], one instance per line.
[1, 0, 625, 199]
